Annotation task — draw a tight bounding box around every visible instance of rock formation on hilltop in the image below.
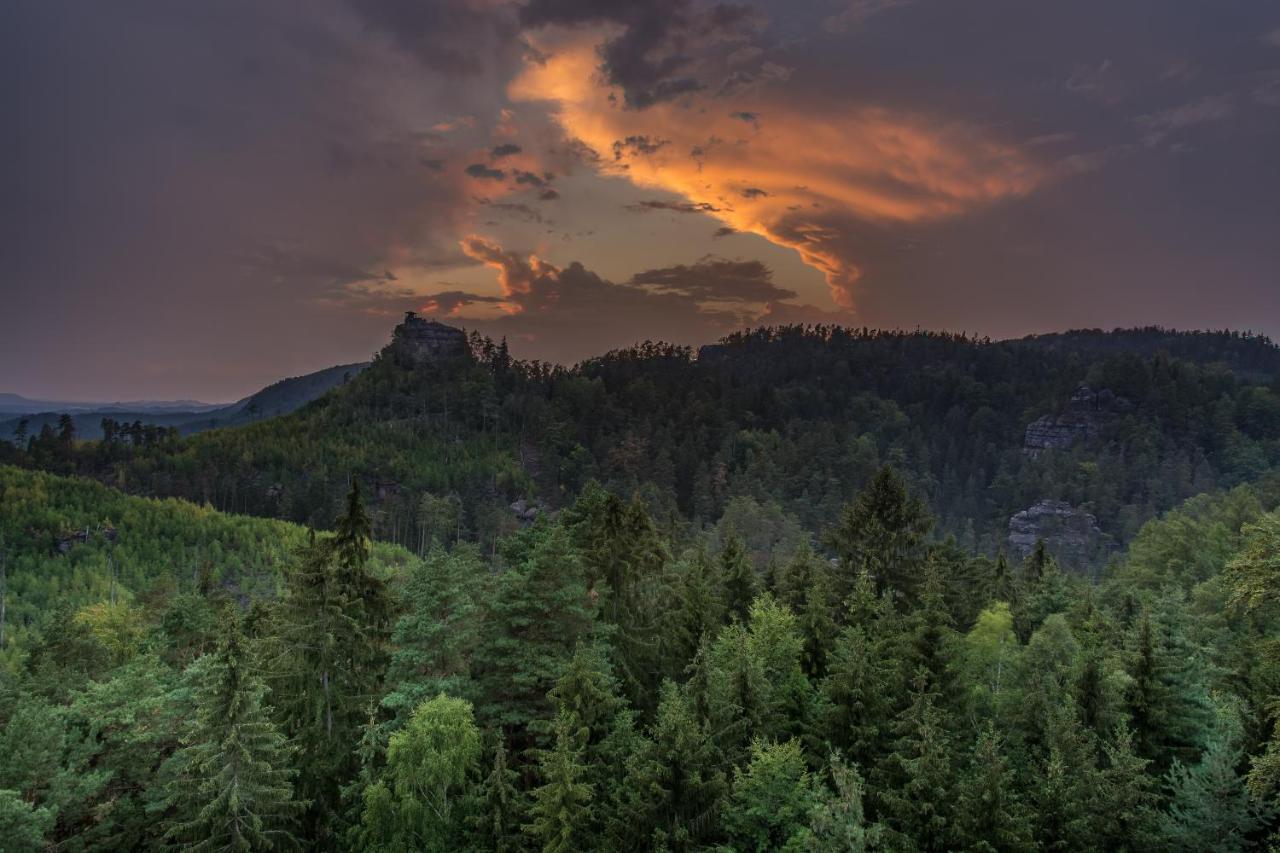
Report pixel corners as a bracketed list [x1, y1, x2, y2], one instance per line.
[1007, 499, 1113, 575]
[389, 312, 468, 365]
[1024, 384, 1131, 453]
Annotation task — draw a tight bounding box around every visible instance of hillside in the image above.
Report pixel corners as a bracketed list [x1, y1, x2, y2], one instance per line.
[4, 322, 1279, 568]
[0, 362, 367, 441]
[0, 465, 416, 664]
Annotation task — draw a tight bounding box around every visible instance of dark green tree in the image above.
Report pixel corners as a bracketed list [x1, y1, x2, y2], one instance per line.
[159, 618, 302, 851]
[824, 465, 932, 604]
[525, 712, 594, 853]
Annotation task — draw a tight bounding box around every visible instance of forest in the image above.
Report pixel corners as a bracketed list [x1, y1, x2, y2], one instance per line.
[2, 324, 1280, 850]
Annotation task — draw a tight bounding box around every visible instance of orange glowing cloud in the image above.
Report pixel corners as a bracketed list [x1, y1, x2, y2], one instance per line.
[508, 34, 1045, 308]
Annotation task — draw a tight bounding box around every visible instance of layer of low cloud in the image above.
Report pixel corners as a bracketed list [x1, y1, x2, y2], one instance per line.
[423, 235, 848, 363]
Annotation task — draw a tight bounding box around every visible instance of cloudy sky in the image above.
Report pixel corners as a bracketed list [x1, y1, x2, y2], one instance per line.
[4, 0, 1280, 401]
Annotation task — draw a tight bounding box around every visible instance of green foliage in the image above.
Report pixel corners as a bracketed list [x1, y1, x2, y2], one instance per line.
[159, 620, 301, 851]
[1158, 718, 1266, 852]
[825, 465, 932, 603]
[0, 789, 53, 853]
[353, 694, 482, 852]
[724, 738, 822, 852]
[524, 712, 594, 853]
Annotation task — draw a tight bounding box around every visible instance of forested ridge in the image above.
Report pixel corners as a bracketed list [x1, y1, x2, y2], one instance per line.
[3, 323, 1280, 850]
[5, 325, 1280, 558]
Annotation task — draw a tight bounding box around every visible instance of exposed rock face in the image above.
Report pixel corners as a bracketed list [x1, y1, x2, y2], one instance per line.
[1008, 499, 1112, 574]
[1024, 384, 1130, 453]
[390, 312, 468, 365]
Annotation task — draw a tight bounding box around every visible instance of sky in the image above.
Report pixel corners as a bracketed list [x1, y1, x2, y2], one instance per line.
[3, 0, 1280, 402]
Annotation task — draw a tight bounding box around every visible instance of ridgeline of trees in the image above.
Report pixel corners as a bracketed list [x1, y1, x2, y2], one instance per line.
[3, 326, 1278, 562]
[2, 461, 1280, 849]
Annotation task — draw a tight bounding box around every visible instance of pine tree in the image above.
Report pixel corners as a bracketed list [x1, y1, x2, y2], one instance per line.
[613, 680, 727, 851]
[1158, 723, 1264, 853]
[824, 465, 931, 604]
[160, 618, 301, 851]
[472, 742, 523, 853]
[952, 725, 1034, 853]
[775, 542, 837, 679]
[876, 684, 956, 852]
[472, 523, 596, 735]
[720, 531, 758, 624]
[525, 712, 594, 853]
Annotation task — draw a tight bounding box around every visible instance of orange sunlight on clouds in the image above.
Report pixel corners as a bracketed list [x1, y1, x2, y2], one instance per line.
[509, 32, 1044, 308]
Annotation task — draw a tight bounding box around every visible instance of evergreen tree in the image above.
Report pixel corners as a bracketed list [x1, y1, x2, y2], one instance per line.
[822, 573, 901, 767]
[775, 542, 837, 679]
[720, 531, 758, 624]
[614, 680, 727, 851]
[472, 522, 596, 734]
[268, 512, 391, 838]
[525, 712, 594, 853]
[1157, 718, 1265, 853]
[1095, 726, 1158, 853]
[724, 738, 822, 852]
[952, 725, 1033, 853]
[471, 742, 523, 853]
[381, 544, 483, 727]
[876, 684, 956, 852]
[671, 544, 722, 669]
[159, 618, 301, 851]
[803, 755, 882, 852]
[824, 465, 931, 604]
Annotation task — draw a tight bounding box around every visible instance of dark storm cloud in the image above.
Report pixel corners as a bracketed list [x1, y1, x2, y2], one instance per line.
[466, 163, 508, 180]
[627, 200, 725, 214]
[629, 259, 798, 302]
[491, 143, 523, 158]
[520, 0, 768, 109]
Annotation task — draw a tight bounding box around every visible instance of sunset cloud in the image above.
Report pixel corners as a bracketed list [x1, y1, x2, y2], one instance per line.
[509, 33, 1044, 308]
[445, 235, 846, 362]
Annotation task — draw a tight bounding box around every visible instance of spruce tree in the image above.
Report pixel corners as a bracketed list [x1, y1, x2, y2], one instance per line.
[952, 724, 1034, 853]
[824, 464, 931, 604]
[160, 618, 301, 851]
[525, 712, 594, 853]
[614, 680, 727, 851]
[471, 742, 523, 853]
[775, 542, 837, 679]
[720, 531, 758, 624]
[1158, 723, 1264, 853]
[472, 522, 596, 735]
[876, 683, 956, 852]
[381, 544, 483, 727]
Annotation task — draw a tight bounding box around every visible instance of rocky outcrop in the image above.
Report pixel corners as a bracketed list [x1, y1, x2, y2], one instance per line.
[1024, 384, 1130, 453]
[390, 312, 468, 365]
[1007, 500, 1111, 574]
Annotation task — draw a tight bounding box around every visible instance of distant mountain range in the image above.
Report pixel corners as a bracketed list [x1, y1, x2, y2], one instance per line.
[0, 362, 368, 440]
[0, 393, 224, 415]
